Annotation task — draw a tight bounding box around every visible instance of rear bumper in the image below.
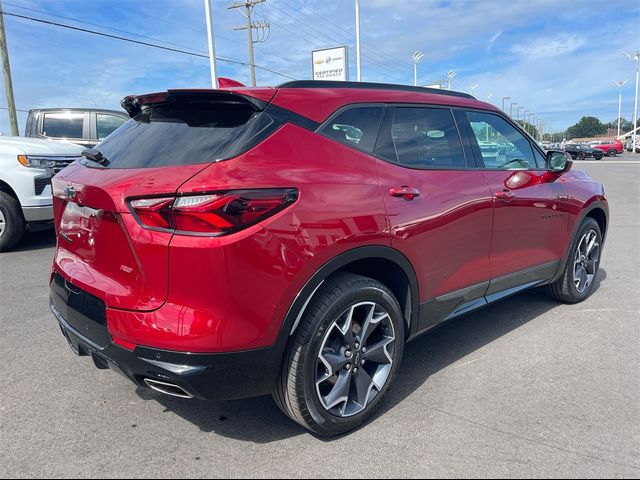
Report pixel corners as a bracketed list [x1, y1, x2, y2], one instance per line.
[50, 298, 283, 401]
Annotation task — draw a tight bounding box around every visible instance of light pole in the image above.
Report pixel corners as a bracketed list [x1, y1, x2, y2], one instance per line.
[517, 106, 524, 121]
[447, 71, 456, 91]
[502, 96, 510, 111]
[624, 51, 640, 152]
[412, 51, 424, 87]
[355, 0, 361, 81]
[471, 83, 479, 96]
[510, 102, 517, 117]
[613, 80, 627, 138]
[486, 93, 494, 104]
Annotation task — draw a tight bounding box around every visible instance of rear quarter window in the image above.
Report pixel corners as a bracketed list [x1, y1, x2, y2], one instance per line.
[318, 106, 384, 153]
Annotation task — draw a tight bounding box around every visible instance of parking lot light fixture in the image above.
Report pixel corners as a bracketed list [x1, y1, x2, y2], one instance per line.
[502, 96, 510, 111]
[509, 102, 517, 117]
[447, 71, 456, 90]
[471, 83, 479, 95]
[614, 80, 628, 138]
[623, 51, 639, 152]
[412, 51, 424, 87]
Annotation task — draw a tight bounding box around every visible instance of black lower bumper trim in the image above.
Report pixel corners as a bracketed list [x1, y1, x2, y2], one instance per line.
[52, 300, 283, 401]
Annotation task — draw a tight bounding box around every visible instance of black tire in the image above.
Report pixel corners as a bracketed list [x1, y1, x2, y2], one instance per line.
[607, 149, 617, 157]
[546, 217, 602, 303]
[272, 273, 405, 436]
[0, 191, 25, 252]
[577, 152, 586, 160]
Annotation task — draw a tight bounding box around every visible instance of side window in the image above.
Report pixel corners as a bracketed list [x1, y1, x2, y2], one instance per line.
[375, 107, 466, 169]
[96, 114, 126, 140]
[465, 111, 537, 170]
[318, 106, 383, 153]
[532, 146, 546, 168]
[42, 113, 84, 139]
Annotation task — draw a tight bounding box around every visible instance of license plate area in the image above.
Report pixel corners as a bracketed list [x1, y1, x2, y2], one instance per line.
[50, 273, 111, 349]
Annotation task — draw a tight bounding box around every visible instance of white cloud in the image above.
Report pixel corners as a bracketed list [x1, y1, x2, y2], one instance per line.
[510, 34, 586, 59]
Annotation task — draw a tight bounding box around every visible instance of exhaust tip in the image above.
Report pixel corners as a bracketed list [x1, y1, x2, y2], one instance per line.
[143, 378, 194, 399]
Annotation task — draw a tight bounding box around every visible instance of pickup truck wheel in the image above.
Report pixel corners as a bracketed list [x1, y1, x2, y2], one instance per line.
[272, 273, 405, 436]
[546, 217, 602, 303]
[0, 192, 25, 252]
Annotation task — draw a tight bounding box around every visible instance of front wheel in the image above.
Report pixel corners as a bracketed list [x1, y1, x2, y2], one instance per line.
[273, 273, 405, 436]
[577, 152, 586, 160]
[607, 149, 617, 157]
[546, 217, 602, 303]
[0, 192, 25, 252]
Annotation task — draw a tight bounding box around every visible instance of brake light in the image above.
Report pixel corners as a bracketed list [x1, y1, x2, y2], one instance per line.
[129, 189, 298, 236]
[129, 197, 174, 228]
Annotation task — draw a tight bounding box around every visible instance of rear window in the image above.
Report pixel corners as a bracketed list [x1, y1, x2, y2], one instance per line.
[93, 101, 278, 169]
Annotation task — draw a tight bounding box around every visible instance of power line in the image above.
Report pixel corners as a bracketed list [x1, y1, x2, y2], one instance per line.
[0, 106, 27, 112]
[3, 11, 298, 81]
[268, 1, 439, 83]
[3, 1, 240, 48]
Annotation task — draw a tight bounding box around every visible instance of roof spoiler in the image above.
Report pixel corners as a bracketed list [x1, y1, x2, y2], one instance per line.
[120, 89, 268, 118]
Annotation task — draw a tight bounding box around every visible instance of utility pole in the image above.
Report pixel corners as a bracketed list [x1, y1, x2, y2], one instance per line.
[355, 0, 361, 81]
[204, 0, 218, 88]
[0, 0, 18, 136]
[229, 0, 269, 87]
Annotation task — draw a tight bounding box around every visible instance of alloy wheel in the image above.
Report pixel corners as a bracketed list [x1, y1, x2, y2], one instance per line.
[573, 229, 600, 294]
[0, 209, 5, 239]
[316, 301, 396, 418]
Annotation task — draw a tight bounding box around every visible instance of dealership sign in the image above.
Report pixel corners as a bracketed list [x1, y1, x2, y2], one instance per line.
[312, 46, 349, 81]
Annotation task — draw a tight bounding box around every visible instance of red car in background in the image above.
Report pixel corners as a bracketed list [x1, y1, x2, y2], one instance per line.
[589, 139, 624, 156]
[50, 80, 608, 436]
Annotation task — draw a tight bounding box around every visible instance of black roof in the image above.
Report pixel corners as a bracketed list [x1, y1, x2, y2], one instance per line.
[277, 80, 475, 100]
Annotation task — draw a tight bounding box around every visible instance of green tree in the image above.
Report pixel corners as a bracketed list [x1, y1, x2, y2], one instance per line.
[515, 120, 539, 139]
[606, 117, 634, 132]
[566, 116, 606, 139]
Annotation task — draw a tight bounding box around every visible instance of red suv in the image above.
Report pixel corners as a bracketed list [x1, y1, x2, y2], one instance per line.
[589, 139, 624, 156]
[50, 81, 608, 436]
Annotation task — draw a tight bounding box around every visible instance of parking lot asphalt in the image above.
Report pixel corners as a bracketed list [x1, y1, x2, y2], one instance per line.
[1, 158, 639, 478]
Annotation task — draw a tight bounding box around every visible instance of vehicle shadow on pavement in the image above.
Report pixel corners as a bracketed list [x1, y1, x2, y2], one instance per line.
[10, 229, 56, 252]
[136, 269, 607, 443]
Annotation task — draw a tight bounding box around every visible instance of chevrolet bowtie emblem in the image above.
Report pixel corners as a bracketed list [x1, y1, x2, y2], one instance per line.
[64, 184, 76, 200]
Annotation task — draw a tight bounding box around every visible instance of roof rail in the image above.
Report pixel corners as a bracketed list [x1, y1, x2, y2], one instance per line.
[277, 80, 476, 100]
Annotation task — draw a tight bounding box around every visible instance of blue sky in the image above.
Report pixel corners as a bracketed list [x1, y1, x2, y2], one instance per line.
[1, 0, 639, 135]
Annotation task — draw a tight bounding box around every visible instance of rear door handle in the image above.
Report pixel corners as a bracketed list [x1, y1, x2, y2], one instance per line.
[389, 186, 421, 200]
[495, 190, 516, 202]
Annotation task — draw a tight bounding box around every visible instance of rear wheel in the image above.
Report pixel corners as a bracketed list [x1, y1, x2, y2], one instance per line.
[0, 192, 25, 252]
[273, 273, 405, 436]
[546, 217, 602, 303]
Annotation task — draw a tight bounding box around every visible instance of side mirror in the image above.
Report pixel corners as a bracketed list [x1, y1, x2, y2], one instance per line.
[546, 150, 572, 173]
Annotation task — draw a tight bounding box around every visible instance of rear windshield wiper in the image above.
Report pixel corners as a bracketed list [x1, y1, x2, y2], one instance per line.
[81, 149, 110, 167]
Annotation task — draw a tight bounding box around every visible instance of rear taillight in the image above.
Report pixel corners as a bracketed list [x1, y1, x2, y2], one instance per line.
[129, 189, 298, 236]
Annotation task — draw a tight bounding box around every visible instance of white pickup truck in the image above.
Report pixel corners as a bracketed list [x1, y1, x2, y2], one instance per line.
[0, 137, 84, 251]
